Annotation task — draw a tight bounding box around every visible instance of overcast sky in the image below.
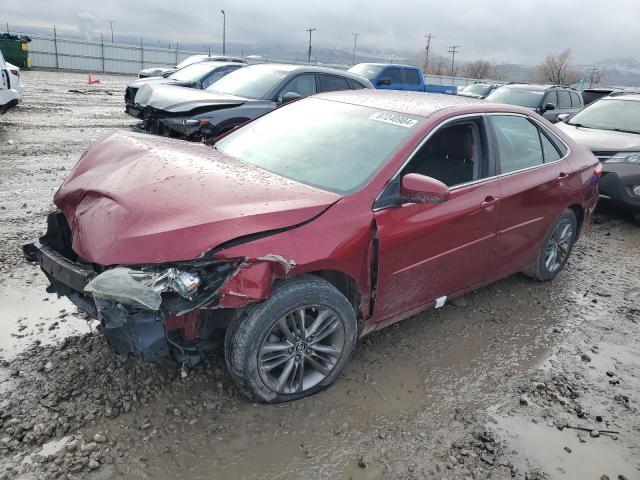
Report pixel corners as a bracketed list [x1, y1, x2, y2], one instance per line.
[5, 0, 640, 65]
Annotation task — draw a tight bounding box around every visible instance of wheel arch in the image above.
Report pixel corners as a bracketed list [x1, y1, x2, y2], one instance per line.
[567, 203, 584, 238]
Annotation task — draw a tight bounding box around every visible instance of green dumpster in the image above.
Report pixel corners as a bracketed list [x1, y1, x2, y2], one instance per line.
[0, 34, 31, 68]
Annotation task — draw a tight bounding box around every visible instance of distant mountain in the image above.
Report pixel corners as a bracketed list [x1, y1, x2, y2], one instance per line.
[585, 57, 640, 87]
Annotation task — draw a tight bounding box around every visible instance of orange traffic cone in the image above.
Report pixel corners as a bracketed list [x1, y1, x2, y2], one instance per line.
[88, 74, 101, 85]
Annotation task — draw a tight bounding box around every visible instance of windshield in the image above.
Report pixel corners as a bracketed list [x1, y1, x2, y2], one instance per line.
[348, 64, 385, 81]
[568, 99, 640, 133]
[485, 87, 544, 108]
[169, 63, 218, 82]
[461, 84, 492, 96]
[175, 55, 208, 69]
[215, 98, 421, 194]
[206, 65, 287, 99]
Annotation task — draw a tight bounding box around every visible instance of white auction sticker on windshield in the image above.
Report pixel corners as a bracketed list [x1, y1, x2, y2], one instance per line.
[369, 111, 418, 128]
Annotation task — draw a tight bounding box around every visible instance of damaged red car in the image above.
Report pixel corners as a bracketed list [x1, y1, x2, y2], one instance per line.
[24, 90, 600, 403]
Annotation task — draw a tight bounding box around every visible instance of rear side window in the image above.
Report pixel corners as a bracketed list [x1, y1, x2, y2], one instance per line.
[317, 74, 350, 93]
[570, 91, 582, 107]
[384, 68, 402, 84]
[558, 90, 571, 108]
[403, 69, 421, 84]
[491, 116, 544, 174]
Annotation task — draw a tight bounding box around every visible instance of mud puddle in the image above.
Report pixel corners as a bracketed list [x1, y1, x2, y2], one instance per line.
[0, 269, 93, 362]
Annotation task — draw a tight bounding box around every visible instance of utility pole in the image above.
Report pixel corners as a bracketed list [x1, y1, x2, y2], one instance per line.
[220, 10, 226, 54]
[306, 28, 317, 63]
[352, 32, 359, 65]
[423, 33, 434, 73]
[108, 20, 114, 43]
[588, 66, 599, 88]
[448, 45, 460, 76]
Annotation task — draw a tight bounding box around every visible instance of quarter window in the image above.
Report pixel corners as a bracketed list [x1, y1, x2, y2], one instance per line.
[492, 116, 544, 174]
[570, 91, 582, 108]
[558, 90, 571, 108]
[540, 132, 561, 162]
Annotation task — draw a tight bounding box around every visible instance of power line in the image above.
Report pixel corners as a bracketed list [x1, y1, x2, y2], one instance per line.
[352, 32, 359, 65]
[306, 28, 317, 63]
[448, 45, 460, 76]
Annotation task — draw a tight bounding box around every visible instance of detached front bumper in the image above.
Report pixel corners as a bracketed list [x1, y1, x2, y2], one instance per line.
[600, 164, 640, 211]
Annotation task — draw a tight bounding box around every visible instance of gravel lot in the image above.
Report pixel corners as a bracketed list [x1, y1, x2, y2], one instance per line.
[0, 70, 638, 480]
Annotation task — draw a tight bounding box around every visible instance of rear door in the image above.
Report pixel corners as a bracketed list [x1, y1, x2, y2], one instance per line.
[373, 115, 501, 321]
[555, 89, 573, 121]
[485, 113, 573, 279]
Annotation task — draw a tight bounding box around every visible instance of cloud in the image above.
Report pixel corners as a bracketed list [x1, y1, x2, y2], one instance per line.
[7, 0, 640, 65]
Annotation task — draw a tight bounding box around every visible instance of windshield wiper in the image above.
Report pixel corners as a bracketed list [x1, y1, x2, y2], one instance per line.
[567, 122, 592, 129]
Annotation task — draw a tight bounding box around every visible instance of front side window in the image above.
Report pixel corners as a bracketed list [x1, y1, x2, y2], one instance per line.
[544, 90, 557, 107]
[347, 64, 384, 81]
[201, 67, 237, 89]
[277, 74, 316, 101]
[558, 90, 571, 108]
[215, 98, 422, 194]
[384, 68, 402, 84]
[207, 65, 289, 99]
[402, 119, 486, 187]
[492, 115, 544, 174]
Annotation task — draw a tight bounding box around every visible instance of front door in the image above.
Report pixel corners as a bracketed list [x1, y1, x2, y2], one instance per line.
[372, 116, 501, 321]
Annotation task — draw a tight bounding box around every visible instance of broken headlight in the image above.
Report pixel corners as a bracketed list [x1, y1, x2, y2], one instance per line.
[84, 261, 239, 311]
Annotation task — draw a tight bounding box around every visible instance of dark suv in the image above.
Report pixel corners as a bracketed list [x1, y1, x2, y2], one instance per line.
[486, 83, 583, 123]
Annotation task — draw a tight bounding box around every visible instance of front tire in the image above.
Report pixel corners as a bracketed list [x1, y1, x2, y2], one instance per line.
[525, 209, 577, 281]
[225, 275, 357, 403]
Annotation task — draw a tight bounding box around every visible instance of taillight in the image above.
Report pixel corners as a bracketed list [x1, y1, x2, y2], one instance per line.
[9, 69, 19, 77]
[594, 163, 603, 178]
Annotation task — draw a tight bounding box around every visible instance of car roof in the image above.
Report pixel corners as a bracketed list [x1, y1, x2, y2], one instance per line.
[502, 83, 578, 92]
[190, 61, 244, 68]
[314, 89, 485, 118]
[352, 63, 417, 68]
[244, 63, 373, 83]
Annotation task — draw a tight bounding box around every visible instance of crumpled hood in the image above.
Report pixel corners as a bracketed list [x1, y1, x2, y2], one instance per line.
[54, 131, 340, 265]
[555, 122, 640, 152]
[134, 83, 246, 112]
[128, 77, 188, 90]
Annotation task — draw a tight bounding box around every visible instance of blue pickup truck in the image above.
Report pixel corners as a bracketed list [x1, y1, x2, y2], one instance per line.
[348, 63, 456, 95]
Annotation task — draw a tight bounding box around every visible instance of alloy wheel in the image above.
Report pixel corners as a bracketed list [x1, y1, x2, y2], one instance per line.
[544, 220, 574, 273]
[258, 306, 345, 394]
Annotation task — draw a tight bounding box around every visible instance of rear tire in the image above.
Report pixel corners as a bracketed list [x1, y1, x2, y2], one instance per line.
[225, 275, 357, 403]
[524, 209, 577, 282]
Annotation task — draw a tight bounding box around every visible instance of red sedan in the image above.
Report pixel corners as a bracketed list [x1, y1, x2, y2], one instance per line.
[24, 90, 600, 403]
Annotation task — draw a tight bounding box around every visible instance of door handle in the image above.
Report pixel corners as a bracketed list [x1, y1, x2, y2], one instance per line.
[480, 195, 500, 207]
[557, 172, 568, 182]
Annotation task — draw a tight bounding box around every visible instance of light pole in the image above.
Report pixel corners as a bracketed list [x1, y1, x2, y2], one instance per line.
[306, 28, 316, 63]
[352, 32, 359, 65]
[220, 10, 226, 54]
[108, 20, 114, 43]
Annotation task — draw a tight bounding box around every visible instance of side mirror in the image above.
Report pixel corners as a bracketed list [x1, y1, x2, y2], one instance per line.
[377, 77, 392, 86]
[542, 102, 556, 112]
[556, 113, 570, 122]
[400, 173, 450, 205]
[281, 91, 302, 103]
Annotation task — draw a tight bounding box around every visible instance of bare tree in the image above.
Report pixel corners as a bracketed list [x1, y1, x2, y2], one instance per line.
[588, 68, 604, 87]
[427, 54, 449, 76]
[464, 60, 495, 79]
[536, 50, 581, 85]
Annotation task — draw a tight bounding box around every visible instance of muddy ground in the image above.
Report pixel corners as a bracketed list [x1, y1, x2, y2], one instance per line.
[0, 70, 638, 480]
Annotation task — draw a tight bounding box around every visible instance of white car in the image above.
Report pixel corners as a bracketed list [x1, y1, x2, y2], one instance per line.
[0, 50, 24, 114]
[138, 54, 247, 78]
